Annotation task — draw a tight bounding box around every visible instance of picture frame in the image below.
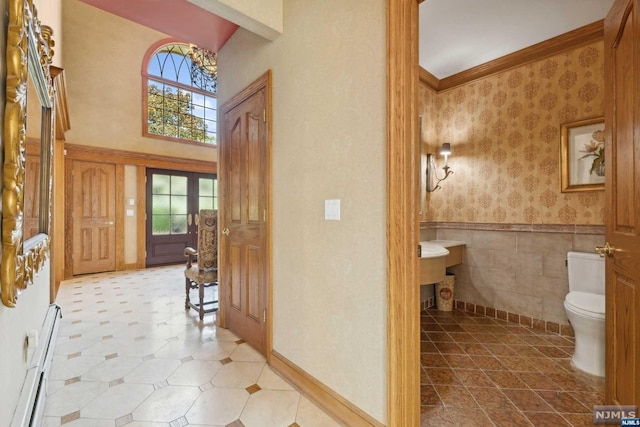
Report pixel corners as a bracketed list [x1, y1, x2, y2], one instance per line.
[560, 117, 605, 193]
[1, 0, 55, 307]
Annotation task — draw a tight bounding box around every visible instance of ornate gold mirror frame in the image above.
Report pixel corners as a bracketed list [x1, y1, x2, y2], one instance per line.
[2, 0, 55, 307]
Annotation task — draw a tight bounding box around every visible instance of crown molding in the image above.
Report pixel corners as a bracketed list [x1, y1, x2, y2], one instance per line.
[418, 66, 439, 91]
[421, 19, 604, 93]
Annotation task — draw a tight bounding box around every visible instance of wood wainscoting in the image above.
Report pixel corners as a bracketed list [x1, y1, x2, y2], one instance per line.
[63, 144, 215, 278]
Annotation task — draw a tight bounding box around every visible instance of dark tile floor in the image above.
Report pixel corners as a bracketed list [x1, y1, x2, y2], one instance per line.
[420, 308, 604, 426]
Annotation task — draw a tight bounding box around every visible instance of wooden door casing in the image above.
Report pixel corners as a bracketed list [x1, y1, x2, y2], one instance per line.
[604, 0, 640, 406]
[72, 161, 117, 275]
[220, 73, 270, 356]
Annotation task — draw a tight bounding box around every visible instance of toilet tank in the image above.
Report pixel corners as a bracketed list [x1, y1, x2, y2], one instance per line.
[567, 251, 605, 295]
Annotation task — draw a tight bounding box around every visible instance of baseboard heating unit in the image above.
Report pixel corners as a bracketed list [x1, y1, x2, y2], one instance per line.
[11, 304, 62, 427]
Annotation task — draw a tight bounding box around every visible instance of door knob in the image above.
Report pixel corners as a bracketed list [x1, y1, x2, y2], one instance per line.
[222, 228, 230, 236]
[595, 242, 617, 258]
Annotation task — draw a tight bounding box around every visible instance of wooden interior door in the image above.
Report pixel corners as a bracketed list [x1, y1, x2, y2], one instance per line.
[72, 160, 116, 275]
[220, 76, 269, 356]
[24, 140, 41, 240]
[604, 0, 640, 407]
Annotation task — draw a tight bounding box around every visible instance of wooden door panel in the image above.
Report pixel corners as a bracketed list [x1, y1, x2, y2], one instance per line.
[230, 244, 242, 309]
[72, 161, 116, 275]
[605, 0, 640, 407]
[221, 76, 269, 356]
[247, 112, 261, 223]
[613, 9, 635, 230]
[80, 228, 91, 260]
[99, 227, 110, 259]
[247, 246, 261, 320]
[612, 274, 635, 404]
[229, 118, 242, 223]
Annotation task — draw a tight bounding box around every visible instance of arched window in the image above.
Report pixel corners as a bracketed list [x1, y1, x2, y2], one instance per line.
[143, 41, 217, 145]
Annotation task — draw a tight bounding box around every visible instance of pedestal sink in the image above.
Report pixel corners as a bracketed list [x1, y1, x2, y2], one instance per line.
[419, 242, 449, 285]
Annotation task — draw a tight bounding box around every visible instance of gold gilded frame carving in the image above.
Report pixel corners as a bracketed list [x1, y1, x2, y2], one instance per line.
[2, 0, 55, 307]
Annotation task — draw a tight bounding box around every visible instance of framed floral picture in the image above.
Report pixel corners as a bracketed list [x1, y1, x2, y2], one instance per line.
[560, 117, 605, 192]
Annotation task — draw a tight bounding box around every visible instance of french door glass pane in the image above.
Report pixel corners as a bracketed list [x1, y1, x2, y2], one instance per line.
[152, 195, 170, 214]
[171, 176, 188, 195]
[198, 178, 218, 211]
[199, 198, 212, 210]
[152, 174, 170, 194]
[199, 178, 213, 195]
[152, 214, 170, 234]
[170, 195, 188, 214]
[151, 174, 190, 235]
[171, 215, 188, 233]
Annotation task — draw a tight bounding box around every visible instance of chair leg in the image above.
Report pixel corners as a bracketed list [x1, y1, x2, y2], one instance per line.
[185, 278, 191, 310]
[198, 282, 205, 321]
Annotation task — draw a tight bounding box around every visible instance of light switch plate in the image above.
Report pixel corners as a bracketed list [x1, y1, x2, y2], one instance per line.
[324, 199, 340, 220]
[126, 209, 135, 217]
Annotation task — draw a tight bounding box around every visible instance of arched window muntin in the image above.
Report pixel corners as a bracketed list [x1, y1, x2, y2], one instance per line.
[142, 39, 218, 146]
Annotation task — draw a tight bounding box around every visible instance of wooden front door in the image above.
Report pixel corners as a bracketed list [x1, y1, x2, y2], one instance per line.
[220, 73, 270, 356]
[604, 0, 640, 406]
[145, 169, 217, 266]
[72, 161, 116, 275]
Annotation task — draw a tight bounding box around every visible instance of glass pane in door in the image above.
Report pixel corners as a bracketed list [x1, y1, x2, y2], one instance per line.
[150, 174, 190, 236]
[198, 177, 218, 210]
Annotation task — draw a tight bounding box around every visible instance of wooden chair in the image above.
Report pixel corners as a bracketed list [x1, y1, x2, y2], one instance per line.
[184, 209, 218, 320]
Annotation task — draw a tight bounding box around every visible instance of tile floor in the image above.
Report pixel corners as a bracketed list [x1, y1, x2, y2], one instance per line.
[44, 266, 340, 427]
[420, 308, 605, 426]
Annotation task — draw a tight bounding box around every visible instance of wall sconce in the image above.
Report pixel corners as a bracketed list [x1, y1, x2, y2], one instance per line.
[426, 143, 453, 192]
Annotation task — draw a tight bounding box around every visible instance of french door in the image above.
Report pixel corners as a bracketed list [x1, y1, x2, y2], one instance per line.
[146, 168, 217, 266]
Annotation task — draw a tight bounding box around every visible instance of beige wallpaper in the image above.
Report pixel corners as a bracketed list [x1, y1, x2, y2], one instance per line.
[421, 42, 605, 225]
[62, 0, 217, 162]
[218, 0, 386, 422]
[190, 0, 283, 40]
[37, 0, 63, 66]
[0, 0, 59, 422]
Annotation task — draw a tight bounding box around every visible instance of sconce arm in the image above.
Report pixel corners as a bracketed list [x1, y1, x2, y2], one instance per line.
[426, 154, 454, 192]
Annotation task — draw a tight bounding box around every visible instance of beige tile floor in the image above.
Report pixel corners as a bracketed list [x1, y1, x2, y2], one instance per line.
[44, 266, 340, 427]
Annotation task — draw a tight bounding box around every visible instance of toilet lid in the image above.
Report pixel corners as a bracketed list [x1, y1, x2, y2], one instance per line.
[565, 291, 605, 317]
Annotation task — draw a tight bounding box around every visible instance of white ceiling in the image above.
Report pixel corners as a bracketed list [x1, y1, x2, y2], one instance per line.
[419, 0, 615, 79]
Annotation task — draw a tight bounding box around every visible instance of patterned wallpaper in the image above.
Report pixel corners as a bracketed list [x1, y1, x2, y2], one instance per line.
[420, 41, 605, 225]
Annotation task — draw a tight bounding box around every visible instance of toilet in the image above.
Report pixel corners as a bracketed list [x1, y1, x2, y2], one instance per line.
[564, 251, 605, 377]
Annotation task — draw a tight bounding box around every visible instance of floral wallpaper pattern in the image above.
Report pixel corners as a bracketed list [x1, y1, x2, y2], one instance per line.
[420, 41, 605, 225]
